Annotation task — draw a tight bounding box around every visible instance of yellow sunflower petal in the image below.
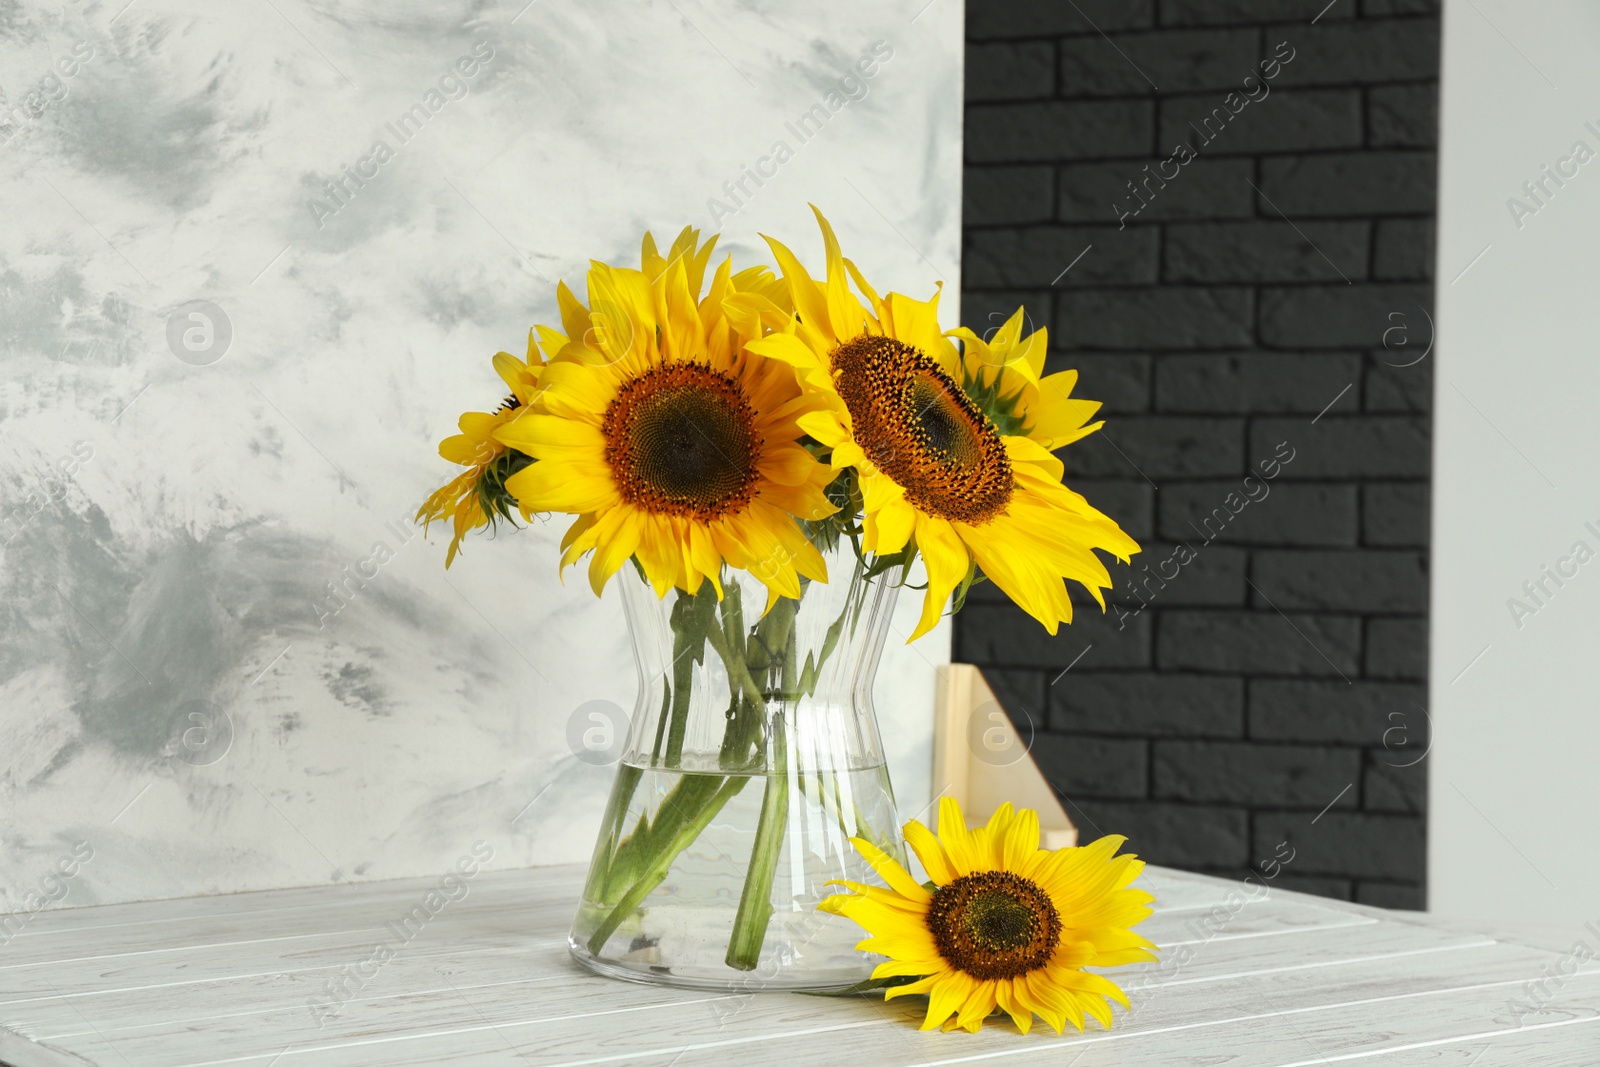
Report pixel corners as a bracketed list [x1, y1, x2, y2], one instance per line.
[864, 498, 915, 556]
[758, 442, 829, 487]
[1027, 370, 1104, 449]
[825, 901, 936, 951]
[846, 836, 930, 905]
[857, 931, 943, 964]
[586, 509, 643, 596]
[557, 514, 597, 578]
[795, 408, 850, 447]
[907, 518, 969, 641]
[920, 970, 978, 1031]
[761, 234, 835, 347]
[998, 805, 1040, 871]
[534, 359, 619, 423]
[822, 880, 927, 912]
[954, 980, 999, 1032]
[1054, 967, 1132, 1013]
[1048, 939, 1098, 971]
[438, 431, 496, 467]
[994, 979, 1032, 1035]
[843, 256, 886, 323]
[902, 817, 956, 886]
[810, 205, 871, 342]
[504, 455, 617, 514]
[633, 513, 684, 598]
[493, 350, 526, 396]
[858, 464, 907, 512]
[871, 957, 940, 980]
[882, 974, 939, 1003]
[494, 412, 604, 458]
[983, 801, 1016, 866]
[883, 290, 947, 376]
[936, 796, 984, 877]
[535, 324, 568, 361]
[556, 280, 590, 346]
[1023, 971, 1078, 1034]
[684, 522, 723, 596]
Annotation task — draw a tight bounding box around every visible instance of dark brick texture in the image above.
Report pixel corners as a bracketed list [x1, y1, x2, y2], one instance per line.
[957, 0, 1435, 908]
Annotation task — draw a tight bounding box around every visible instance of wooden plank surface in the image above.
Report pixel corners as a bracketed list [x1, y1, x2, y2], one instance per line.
[1, 864, 1595, 1066]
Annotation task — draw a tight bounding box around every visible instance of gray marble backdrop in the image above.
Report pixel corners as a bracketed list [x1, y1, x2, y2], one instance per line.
[0, 0, 963, 908]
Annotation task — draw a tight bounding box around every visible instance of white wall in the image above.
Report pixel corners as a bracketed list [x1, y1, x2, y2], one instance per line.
[0, 0, 960, 909]
[1433, 0, 1600, 926]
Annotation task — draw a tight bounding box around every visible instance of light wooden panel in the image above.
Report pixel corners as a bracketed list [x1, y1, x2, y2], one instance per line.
[932, 664, 1078, 847]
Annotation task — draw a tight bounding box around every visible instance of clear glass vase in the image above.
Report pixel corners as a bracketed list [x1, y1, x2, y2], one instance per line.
[568, 546, 905, 991]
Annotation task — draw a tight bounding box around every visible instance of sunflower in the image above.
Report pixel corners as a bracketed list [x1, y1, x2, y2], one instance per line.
[417, 329, 548, 566]
[492, 227, 838, 609]
[820, 798, 1157, 1034]
[748, 207, 1140, 640]
[949, 306, 1106, 452]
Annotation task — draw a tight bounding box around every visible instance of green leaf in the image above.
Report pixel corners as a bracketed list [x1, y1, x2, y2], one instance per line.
[802, 973, 929, 998]
[474, 449, 535, 529]
[951, 557, 987, 614]
[959, 369, 1031, 438]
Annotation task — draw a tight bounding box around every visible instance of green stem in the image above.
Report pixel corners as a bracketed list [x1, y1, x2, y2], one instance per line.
[709, 586, 767, 772]
[647, 676, 671, 767]
[586, 773, 749, 955]
[721, 579, 745, 647]
[778, 601, 798, 698]
[707, 614, 765, 713]
[724, 602, 801, 969]
[583, 762, 643, 905]
[726, 718, 789, 970]
[665, 589, 717, 766]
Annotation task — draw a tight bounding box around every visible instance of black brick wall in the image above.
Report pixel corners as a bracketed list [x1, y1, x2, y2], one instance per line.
[956, 0, 1436, 909]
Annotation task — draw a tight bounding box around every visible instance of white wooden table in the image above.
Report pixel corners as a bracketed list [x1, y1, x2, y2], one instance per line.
[1, 864, 1596, 1066]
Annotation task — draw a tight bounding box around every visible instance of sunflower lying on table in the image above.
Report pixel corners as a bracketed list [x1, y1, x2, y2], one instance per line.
[821, 797, 1157, 1035]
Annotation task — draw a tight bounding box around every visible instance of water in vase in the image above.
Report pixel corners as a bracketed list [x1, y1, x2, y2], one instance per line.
[571, 759, 901, 990]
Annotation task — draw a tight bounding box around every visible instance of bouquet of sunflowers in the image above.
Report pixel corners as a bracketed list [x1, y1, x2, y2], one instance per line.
[419, 208, 1153, 1031]
[420, 206, 1136, 627]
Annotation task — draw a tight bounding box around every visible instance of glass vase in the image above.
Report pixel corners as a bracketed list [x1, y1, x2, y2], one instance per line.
[568, 546, 905, 991]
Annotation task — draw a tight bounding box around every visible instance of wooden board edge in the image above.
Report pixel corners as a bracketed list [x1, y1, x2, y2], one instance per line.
[932, 664, 1076, 846]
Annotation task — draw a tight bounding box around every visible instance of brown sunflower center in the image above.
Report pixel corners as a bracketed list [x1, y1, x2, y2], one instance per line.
[601, 361, 763, 521]
[830, 335, 1013, 524]
[926, 870, 1061, 980]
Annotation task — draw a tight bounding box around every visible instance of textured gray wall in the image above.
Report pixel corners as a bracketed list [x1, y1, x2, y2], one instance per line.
[0, 0, 962, 909]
